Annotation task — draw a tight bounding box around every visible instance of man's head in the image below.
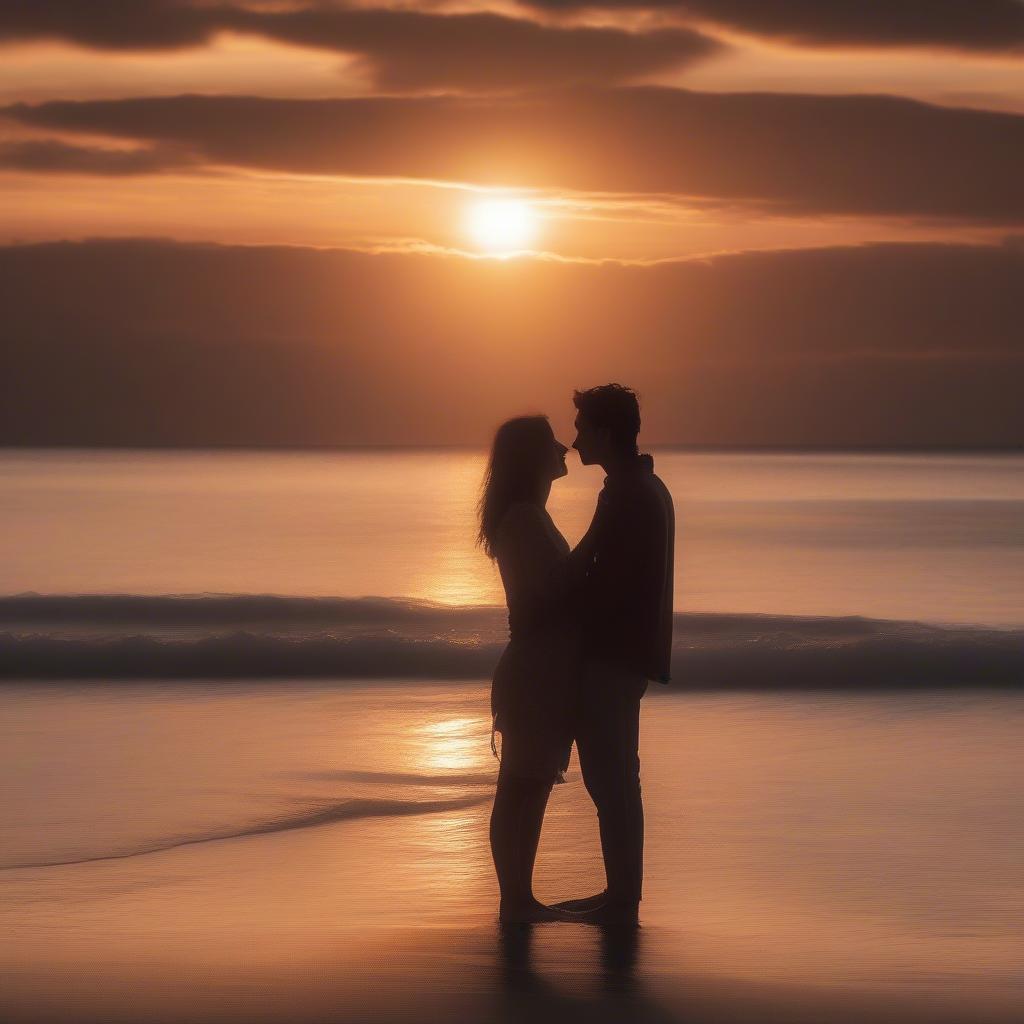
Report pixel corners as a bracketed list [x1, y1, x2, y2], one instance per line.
[572, 383, 641, 466]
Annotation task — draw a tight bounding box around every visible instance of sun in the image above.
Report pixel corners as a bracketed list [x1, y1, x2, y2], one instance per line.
[466, 197, 536, 255]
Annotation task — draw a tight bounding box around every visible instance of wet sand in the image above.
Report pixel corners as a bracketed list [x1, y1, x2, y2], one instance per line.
[4, 921, 1021, 1024]
[2, 681, 1022, 1023]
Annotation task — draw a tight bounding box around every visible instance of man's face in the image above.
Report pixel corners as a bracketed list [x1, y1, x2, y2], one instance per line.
[572, 412, 605, 466]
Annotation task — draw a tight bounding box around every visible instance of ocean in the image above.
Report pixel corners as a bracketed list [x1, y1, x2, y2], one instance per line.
[1, 448, 1022, 1023]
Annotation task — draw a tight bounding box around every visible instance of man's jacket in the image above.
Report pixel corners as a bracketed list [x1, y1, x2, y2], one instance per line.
[579, 453, 675, 683]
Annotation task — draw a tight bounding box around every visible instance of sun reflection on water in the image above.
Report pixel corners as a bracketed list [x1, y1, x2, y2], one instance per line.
[394, 713, 495, 913]
[419, 716, 491, 773]
[413, 540, 499, 607]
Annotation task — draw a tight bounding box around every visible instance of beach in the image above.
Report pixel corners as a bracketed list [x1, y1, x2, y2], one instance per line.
[2, 680, 1023, 1022]
[1, 449, 1022, 1022]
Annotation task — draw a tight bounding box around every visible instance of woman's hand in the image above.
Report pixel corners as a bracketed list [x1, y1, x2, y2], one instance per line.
[568, 487, 610, 584]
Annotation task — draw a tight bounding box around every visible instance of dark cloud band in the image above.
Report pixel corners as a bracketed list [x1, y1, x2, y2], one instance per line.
[0, 1, 720, 91]
[231, 9, 720, 91]
[0, 0, 212, 50]
[8, 88, 1024, 222]
[5, 0, 1022, 57]
[0, 138, 193, 174]
[524, 0, 1024, 55]
[1, 238, 1020, 447]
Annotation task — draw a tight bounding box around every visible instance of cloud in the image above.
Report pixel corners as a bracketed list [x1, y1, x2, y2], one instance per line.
[1, 237, 1021, 447]
[7, 89, 1024, 222]
[8, 1, 1022, 59]
[0, 0, 214, 51]
[0, 1, 720, 91]
[0, 138, 194, 174]
[521, 0, 1024, 55]
[231, 9, 720, 91]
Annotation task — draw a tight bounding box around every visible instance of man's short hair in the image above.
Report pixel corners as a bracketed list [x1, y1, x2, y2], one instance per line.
[573, 383, 641, 450]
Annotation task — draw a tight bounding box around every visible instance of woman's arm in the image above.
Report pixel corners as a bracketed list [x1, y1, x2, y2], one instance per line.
[567, 487, 610, 588]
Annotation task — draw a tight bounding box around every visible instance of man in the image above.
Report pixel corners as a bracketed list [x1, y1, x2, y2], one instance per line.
[558, 383, 675, 926]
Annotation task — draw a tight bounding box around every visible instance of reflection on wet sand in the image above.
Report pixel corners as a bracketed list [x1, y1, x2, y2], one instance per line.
[1, 682, 1022, 1023]
[4, 923, 1019, 1024]
[498, 921, 641, 998]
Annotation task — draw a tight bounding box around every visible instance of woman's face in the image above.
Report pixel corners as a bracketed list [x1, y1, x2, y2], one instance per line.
[548, 437, 569, 481]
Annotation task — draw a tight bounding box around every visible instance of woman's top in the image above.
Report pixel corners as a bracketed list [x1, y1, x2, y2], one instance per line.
[489, 501, 579, 781]
[495, 501, 571, 642]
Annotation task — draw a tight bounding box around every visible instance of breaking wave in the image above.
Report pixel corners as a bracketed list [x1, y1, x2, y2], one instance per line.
[0, 594, 1021, 688]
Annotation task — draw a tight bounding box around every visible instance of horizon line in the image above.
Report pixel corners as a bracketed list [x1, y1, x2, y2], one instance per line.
[2, 443, 1021, 455]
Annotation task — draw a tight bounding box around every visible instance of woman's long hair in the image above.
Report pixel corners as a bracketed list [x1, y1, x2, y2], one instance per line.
[478, 415, 554, 559]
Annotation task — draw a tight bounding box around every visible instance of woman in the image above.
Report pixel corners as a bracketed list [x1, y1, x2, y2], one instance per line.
[478, 415, 591, 924]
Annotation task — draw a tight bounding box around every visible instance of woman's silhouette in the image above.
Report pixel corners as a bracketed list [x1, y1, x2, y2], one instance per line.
[479, 416, 591, 923]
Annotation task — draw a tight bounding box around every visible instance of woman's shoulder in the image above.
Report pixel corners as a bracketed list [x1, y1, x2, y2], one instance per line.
[497, 501, 547, 532]
[495, 502, 555, 551]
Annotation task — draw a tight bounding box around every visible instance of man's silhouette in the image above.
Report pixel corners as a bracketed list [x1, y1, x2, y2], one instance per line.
[557, 384, 675, 926]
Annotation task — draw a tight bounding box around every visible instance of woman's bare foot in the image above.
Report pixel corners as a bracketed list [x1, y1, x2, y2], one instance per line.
[498, 900, 570, 924]
[568, 901, 640, 927]
[549, 890, 608, 913]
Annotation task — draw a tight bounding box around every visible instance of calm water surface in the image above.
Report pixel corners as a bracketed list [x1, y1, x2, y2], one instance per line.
[1, 448, 1022, 624]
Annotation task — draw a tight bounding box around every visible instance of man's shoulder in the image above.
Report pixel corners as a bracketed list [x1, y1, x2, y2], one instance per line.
[604, 460, 673, 517]
[627, 470, 673, 510]
[649, 472, 674, 508]
[627, 475, 674, 540]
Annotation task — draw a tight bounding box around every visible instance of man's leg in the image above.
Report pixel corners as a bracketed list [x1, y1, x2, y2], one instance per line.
[574, 661, 647, 915]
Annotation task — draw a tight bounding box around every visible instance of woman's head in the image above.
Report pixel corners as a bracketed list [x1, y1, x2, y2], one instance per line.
[478, 415, 568, 558]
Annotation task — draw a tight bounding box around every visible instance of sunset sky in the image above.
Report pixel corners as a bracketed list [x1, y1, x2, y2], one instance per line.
[1, 0, 1022, 446]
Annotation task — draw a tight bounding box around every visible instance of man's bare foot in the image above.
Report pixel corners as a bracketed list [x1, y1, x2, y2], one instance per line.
[498, 900, 570, 924]
[549, 890, 609, 913]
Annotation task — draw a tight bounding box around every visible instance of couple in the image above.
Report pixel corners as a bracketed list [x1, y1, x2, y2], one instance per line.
[479, 383, 675, 927]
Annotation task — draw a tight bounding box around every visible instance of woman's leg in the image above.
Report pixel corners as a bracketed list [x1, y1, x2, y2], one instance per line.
[518, 777, 551, 897]
[490, 769, 553, 914]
